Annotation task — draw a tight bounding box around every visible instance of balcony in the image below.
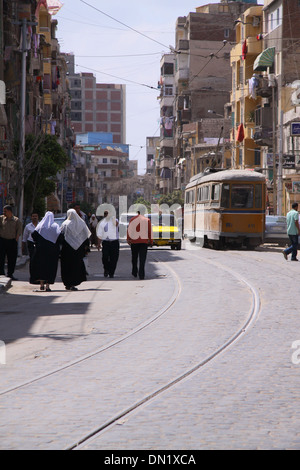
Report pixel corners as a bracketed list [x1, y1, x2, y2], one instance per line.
[256, 76, 273, 98]
[160, 157, 173, 169]
[253, 106, 273, 146]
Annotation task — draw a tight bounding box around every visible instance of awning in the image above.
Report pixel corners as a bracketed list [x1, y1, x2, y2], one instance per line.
[254, 47, 275, 72]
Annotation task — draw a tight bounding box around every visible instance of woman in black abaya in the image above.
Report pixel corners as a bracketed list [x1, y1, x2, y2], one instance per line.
[30, 212, 61, 291]
[60, 209, 91, 291]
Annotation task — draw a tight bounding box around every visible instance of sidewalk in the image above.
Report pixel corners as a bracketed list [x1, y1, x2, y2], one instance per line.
[0, 255, 29, 293]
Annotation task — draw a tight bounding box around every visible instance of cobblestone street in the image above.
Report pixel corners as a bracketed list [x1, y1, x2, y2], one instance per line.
[1, 243, 300, 450]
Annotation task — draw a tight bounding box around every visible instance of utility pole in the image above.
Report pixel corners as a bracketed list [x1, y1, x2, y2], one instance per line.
[15, 18, 37, 224]
[272, 85, 277, 215]
[277, 110, 284, 216]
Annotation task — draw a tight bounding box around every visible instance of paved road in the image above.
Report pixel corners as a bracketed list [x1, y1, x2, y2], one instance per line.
[0, 242, 300, 450]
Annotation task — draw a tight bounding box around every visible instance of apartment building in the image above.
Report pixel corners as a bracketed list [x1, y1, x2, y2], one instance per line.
[158, 53, 176, 195]
[262, 0, 300, 213]
[230, 4, 264, 170]
[230, 0, 300, 214]
[64, 54, 126, 145]
[62, 131, 131, 211]
[0, 0, 72, 214]
[168, 0, 258, 192]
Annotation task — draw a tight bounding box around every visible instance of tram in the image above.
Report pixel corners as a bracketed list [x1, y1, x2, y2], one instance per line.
[184, 169, 266, 249]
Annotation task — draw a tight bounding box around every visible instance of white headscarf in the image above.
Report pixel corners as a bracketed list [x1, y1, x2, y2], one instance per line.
[35, 211, 61, 244]
[90, 214, 98, 228]
[61, 209, 91, 250]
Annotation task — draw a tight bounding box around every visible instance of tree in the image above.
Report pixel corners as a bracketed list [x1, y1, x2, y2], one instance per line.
[23, 134, 68, 215]
[132, 196, 151, 212]
[158, 190, 184, 208]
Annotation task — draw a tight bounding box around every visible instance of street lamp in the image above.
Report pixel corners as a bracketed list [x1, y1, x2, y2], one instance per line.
[208, 109, 224, 118]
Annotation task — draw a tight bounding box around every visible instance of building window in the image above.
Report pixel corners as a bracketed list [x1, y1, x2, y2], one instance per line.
[254, 149, 261, 166]
[161, 63, 174, 76]
[71, 112, 82, 121]
[164, 85, 173, 96]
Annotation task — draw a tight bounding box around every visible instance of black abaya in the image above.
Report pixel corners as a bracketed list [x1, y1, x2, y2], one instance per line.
[30, 231, 60, 285]
[60, 238, 88, 288]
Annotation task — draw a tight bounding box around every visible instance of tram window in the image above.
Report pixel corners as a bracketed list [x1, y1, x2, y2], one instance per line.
[202, 185, 209, 201]
[255, 184, 262, 208]
[212, 184, 220, 201]
[231, 185, 254, 208]
[186, 190, 195, 204]
[197, 188, 201, 202]
[221, 184, 230, 208]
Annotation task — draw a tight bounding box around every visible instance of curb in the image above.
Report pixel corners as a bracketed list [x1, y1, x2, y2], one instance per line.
[0, 256, 29, 294]
[0, 276, 12, 293]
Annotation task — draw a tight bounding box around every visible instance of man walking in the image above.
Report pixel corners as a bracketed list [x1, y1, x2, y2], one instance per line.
[127, 208, 153, 280]
[0, 205, 22, 279]
[22, 211, 39, 258]
[97, 211, 119, 278]
[283, 202, 299, 261]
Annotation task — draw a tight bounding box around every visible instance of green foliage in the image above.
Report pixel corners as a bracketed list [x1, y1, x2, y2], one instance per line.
[24, 134, 68, 214]
[132, 196, 151, 212]
[158, 190, 184, 207]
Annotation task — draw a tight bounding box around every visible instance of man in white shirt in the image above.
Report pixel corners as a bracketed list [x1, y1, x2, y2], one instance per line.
[97, 211, 119, 278]
[22, 212, 39, 258]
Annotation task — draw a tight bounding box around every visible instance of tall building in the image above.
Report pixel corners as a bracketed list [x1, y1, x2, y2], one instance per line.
[0, 0, 71, 215]
[63, 54, 126, 144]
[156, 1, 258, 194]
[157, 53, 176, 195]
[230, 4, 264, 170]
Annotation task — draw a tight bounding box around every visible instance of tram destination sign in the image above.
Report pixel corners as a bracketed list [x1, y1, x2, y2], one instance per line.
[291, 122, 300, 136]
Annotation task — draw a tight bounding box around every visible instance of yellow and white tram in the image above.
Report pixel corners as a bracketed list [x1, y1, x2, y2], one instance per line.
[184, 169, 266, 249]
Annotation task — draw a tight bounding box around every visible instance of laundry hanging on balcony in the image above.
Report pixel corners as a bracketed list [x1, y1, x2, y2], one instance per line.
[242, 40, 248, 60]
[253, 47, 275, 72]
[236, 123, 245, 142]
[35, 0, 63, 17]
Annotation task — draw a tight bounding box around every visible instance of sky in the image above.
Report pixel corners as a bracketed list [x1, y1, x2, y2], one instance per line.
[55, 0, 220, 174]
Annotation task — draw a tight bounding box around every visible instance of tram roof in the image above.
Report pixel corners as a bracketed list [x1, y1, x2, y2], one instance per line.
[186, 169, 265, 189]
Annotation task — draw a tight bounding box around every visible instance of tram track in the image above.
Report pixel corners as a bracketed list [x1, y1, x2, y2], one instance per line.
[0, 254, 182, 397]
[65, 250, 261, 450]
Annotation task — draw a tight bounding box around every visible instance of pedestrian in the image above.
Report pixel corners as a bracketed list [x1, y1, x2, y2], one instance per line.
[0, 205, 22, 280]
[127, 208, 153, 280]
[22, 211, 39, 259]
[30, 211, 61, 291]
[89, 214, 98, 247]
[97, 210, 119, 278]
[283, 202, 299, 261]
[60, 208, 91, 291]
[73, 202, 89, 226]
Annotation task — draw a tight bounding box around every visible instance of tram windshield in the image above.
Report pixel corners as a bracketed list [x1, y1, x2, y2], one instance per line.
[231, 185, 254, 209]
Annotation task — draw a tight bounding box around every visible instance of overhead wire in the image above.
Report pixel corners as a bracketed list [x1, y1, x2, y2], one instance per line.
[74, 63, 159, 90]
[79, 0, 172, 50]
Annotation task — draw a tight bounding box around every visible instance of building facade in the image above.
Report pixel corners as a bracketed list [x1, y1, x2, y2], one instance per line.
[0, 0, 72, 215]
[64, 54, 126, 145]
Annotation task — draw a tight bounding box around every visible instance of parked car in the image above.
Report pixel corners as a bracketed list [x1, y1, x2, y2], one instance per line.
[54, 215, 66, 227]
[264, 215, 289, 246]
